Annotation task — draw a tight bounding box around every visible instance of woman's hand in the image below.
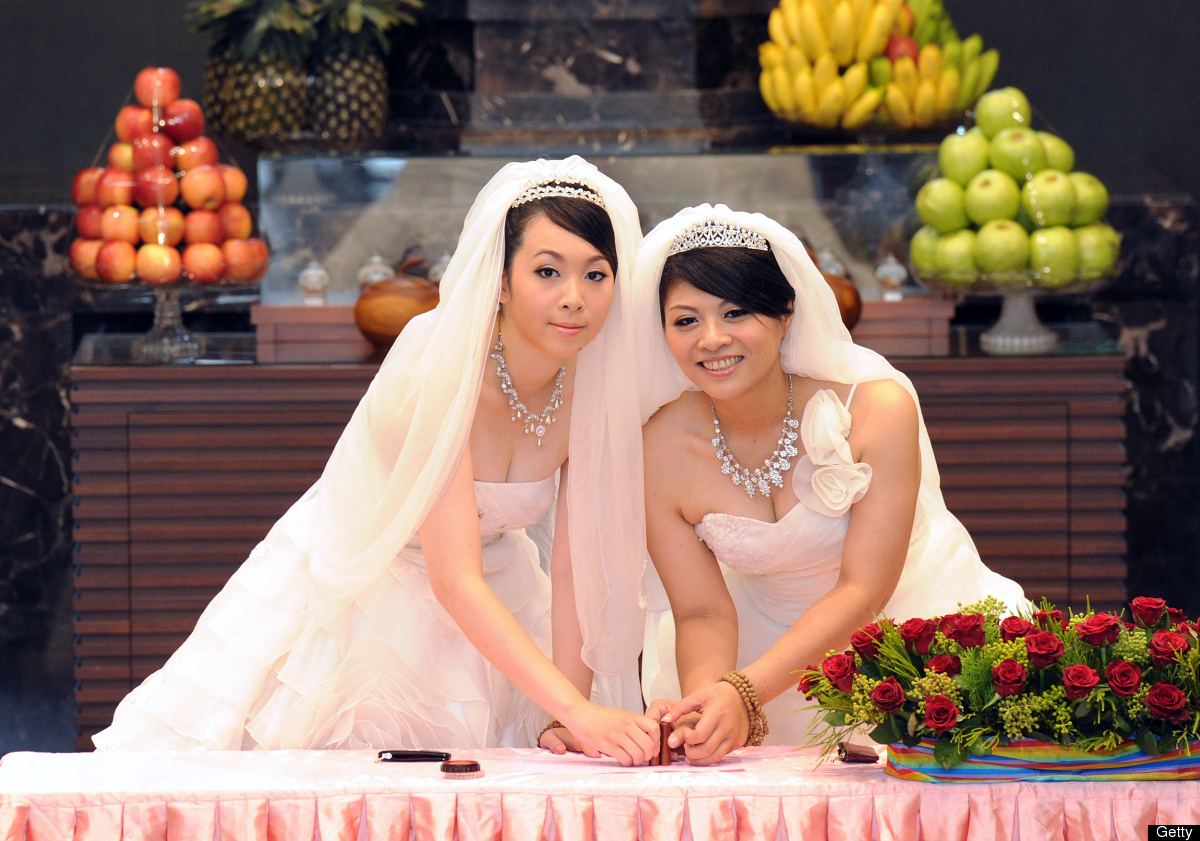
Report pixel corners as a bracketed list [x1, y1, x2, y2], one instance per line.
[538, 725, 600, 757]
[561, 702, 660, 766]
[661, 681, 749, 765]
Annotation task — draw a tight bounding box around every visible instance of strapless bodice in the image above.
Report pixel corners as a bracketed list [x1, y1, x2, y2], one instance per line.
[474, 476, 557, 538]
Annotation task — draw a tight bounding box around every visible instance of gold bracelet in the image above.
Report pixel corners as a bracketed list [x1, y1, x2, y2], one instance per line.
[719, 671, 769, 747]
[537, 719, 564, 748]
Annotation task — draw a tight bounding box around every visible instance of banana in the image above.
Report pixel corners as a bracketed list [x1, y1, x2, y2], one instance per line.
[851, 0, 873, 41]
[941, 40, 961, 71]
[781, 0, 804, 47]
[772, 65, 799, 116]
[885, 83, 914, 128]
[842, 61, 869, 105]
[830, 0, 856, 66]
[936, 66, 961, 120]
[913, 77, 937, 127]
[812, 51, 839, 95]
[961, 33, 983, 66]
[815, 77, 846, 128]
[760, 69, 782, 113]
[918, 44, 942, 83]
[956, 58, 980, 112]
[815, 0, 836, 32]
[893, 56, 918, 102]
[799, 0, 831, 61]
[855, 2, 896, 63]
[869, 56, 893, 88]
[938, 18, 958, 43]
[915, 18, 937, 46]
[842, 87, 883, 129]
[759, 41, 786, 69]
[793, 67, 819, 120]
[974, 49, 1000, 101]
[768, 8, 790, 49]
[787, 43, 810, 75]
[908, 0, 930, 28]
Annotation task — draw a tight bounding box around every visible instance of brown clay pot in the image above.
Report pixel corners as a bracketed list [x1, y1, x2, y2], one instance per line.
[805, 248, 862, 330]
[354, 256, 439, 352]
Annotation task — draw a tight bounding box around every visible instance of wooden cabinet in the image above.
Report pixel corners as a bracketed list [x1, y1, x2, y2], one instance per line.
[70, 356, 1126, 749]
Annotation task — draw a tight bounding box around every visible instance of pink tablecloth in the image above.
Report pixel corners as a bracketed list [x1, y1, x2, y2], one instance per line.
[1, 746, 1196, 840]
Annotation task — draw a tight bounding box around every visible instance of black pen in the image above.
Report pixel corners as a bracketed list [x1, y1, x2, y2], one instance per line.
[376, 749, 451, 763]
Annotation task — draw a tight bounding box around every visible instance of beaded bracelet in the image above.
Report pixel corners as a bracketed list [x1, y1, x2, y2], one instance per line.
[537, 719, 565, 748]
[719, 670, 769, 747]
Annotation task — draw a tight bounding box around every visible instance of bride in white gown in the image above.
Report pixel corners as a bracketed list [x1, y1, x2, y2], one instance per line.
[93, 157, 659, 763]
[630, 205, 1029, 763]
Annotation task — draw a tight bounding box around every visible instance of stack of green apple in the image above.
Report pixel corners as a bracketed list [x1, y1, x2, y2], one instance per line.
[910, 87, 1121, 289]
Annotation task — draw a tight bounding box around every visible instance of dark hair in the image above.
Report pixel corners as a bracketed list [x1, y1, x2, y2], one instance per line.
[503, 188, 618, 277]
[659, 246, 795, 324]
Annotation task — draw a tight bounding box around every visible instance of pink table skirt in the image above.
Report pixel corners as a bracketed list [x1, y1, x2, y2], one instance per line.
[1, 746, 1197, 841]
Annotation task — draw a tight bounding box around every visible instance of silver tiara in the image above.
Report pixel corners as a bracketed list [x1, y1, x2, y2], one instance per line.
[512, 178, 606, 210]
[667, 219, 770, 257]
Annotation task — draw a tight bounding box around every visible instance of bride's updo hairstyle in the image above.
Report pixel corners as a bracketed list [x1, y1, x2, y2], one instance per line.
[503, 184, 619, 277]
[659, 246, 795, 325]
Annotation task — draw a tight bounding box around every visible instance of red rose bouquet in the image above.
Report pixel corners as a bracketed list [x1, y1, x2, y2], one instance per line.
[799, 596, 1200, 770]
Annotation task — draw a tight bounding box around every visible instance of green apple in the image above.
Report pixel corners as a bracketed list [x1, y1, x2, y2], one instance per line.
[1021, 169, 1077, 228]
[910, 226, 941, 276]
[975, 219, 1030, 279]
[964, 169, 1021, 225]
[938, 128, 991, 187]
[1029, 226, 1079, 288]
[1075, 223, 1121, 279]
[989, 128, 1048, 183]
[915, 177, 969, 234]
[1069, 172, 1110, 225]
[935, 229, 979, 284]
[1038, 131, 1075, 172]
[974, 87, 1033, 139]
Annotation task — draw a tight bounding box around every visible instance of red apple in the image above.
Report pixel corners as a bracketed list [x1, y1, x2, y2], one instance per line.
[133, 166, 180, 208]
[217, 202, 253, 240]
[162, 98, 205, 143]
[134, 67, 181, 109]
[95, 240, 137, 283]
[173, 136, 219, 173]
[72, 167, 105, 207]
[70, 239, 103, 279]
[139, 206, 186, 246]
[107, 143, 134, 172]
[94, 168, 135, 208]
[132, 133, 174, 171]
[222, 239, 260, 283]
[218, 164, 248, 203]
[184, 209, 224, 245]
[885, 34, 920, 64]
[115, 105, 155, 143]
[180, 166, 225, 210]
[76, 204, 104, 239]
[182, 243, 226, 284]
[100, 205, 141, 244]
[136, 243, 182, 285]
[247, 237, 269, 281]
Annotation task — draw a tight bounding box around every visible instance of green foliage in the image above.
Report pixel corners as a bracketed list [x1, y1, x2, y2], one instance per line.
[313, 0, 424, 58]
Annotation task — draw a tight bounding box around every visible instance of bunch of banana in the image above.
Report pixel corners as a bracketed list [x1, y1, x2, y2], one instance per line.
[908, 0, 955, 46]
[758, 0, 907, 130]
[872, 34, 999, 129]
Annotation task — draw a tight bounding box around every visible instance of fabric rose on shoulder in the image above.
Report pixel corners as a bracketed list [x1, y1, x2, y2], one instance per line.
[800, 389, 854, 466]
[793, 389, 872, 517]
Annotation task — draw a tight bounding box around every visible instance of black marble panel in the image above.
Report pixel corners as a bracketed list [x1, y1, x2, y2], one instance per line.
[467, 0, 697, 22]
[0, 208, 74, 312]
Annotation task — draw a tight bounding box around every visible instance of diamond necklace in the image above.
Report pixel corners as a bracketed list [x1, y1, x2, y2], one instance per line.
[711, 373, 800, 498]
[490, 330, 565, 448]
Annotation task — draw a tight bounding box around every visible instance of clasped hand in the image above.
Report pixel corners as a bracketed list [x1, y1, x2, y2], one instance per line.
[644, 680, 749, 765]
[538, 702, 660, 766]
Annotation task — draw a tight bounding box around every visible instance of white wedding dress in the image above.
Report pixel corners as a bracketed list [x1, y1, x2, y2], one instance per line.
[94, 477, 558, 751]
[641, 384, 1029, 747]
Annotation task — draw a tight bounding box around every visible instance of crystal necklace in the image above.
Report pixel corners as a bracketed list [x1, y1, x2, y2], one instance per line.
[711, 373, 799, 498]
[491, 330, 565, 448]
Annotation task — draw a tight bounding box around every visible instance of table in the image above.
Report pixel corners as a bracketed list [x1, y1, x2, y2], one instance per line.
[2, 746, 1195, 840]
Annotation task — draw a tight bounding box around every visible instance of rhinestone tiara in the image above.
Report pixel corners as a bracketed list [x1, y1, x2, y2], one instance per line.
[667, 219, 770, 257]
[512, 178, 606, 210]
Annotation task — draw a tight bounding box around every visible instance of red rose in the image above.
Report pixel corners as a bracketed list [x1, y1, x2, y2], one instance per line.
[1180, 622, 1199, 639]
[797, 664, 821, 699]
[1130, 597, 1168, 627]
[1104, 660, 1142, 697]
[1149, 631, 1191, 667]
[1033, 609, 1066, 631]
[1168, 607, 1188, 628]
[991, 659, 1027, 697]
[900, 618, 936, 655]
[1145, 682, 1190, 724]
[999, 617, 1035, 642]
[822, 653, 858, 692]
[926, 654, 962, 676]
[850, 622, 884, 660]
[924, 694, 959, 735]
[1062, 664, 1101, 701]
[1025, 630, 1065, 669]
[946, 613, 986, 648]
[937, 613, 961, 637]
[870, 676, 906, 713]
[1075, 613, 1122, 646]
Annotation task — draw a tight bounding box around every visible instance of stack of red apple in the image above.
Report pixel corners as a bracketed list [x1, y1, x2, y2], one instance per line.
[68, 67, 269, 286]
